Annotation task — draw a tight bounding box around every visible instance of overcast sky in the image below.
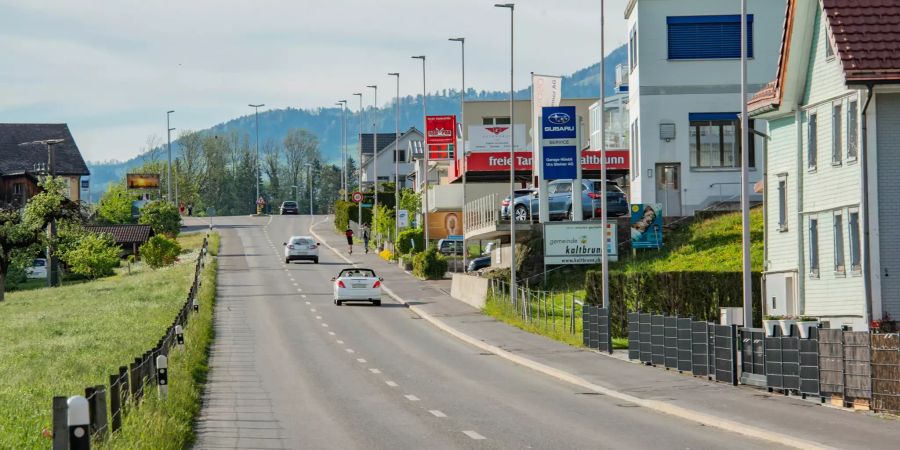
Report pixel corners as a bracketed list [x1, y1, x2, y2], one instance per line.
[0, 0, 628, 162]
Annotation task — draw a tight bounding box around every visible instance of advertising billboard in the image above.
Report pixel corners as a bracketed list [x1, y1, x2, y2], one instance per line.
[541, 106, 578, 180]
[630, 203, 664, 249]
[426, 211, 463, 241]
[468, 124, 527, 152]
[544, 222, 617, 265]
[126, 173, 161, 190]
[426, 115, 456, 160]
[581, 149, 630, 171]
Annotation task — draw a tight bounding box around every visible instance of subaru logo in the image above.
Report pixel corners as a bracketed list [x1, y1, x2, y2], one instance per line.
[547, 112, 570, 125]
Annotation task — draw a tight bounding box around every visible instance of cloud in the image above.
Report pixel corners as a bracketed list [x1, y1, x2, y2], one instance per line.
[0, 0, 628, 161]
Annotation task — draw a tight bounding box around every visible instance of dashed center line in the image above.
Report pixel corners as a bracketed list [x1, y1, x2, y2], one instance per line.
[336, 340, 344, 344]
[385, 381, 398, 387]
[310, 308, 316, 312]
[305, 301, 311, 305]
[369, 368, 381, 374]
[328, 332, 336, 336]
[321, 323, 329, 328]
[429, 410, 447, 418]
[462, 431, 486, 440]
[345, 348, 355, 353]
[356, 358, 367, 363]
[316, 315, 322, 320]
[404, 394, 420, 402]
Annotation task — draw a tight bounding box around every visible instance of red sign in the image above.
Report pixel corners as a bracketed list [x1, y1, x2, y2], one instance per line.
[426, 115, 457, 160]
[462, 149, 630, 172]
[351, 192, 363, 203]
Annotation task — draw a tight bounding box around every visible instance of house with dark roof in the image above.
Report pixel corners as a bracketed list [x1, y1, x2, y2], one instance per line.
[84, 224, 155, 257]
[0, 124, 90, 208]
[748, 0, 900, 331]
[358, 127, 423, 189]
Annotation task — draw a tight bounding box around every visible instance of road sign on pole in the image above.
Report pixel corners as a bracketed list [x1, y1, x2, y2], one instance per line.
[351, 192, 364, 203]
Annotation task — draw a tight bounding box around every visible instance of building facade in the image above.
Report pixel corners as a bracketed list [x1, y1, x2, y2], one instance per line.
[359, 128, 422, 189]
[625, 0, 786, 216]
[749, 0, 900, 330]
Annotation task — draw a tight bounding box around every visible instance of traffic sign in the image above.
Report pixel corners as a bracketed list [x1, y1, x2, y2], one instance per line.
[351, 192, 364, 203]
[256, 196, 266, 205]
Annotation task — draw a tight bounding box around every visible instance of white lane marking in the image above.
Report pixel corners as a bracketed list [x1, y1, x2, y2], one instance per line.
[336, 340, 344, 344]
[385, 381, 398, 387]
[369, 368, 381, 374]
[356, 358, 367, 363]
[293, 282, 298, 287]
[462, 431, 486, 440]
[322, 323, 329, 328]
[310, 308, 317, 312]
[429, 410, 447, 418]
[305, 301, 311, 305]
[345, 348, 355, 354]
[297, 288, 303, 292]
[300, 293, 305, 296]
[316, 315, 322, 320]
[328, 331, 336, 336]
[404, 394, 420, 402]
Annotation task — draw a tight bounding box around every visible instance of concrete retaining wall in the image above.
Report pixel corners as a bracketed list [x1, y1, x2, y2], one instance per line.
[450, 273, 489, 309]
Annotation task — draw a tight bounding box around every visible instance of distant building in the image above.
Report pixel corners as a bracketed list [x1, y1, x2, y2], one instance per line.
[85, 224, 155, 257]
[625, 0, 785, 215]
[359, 127, 422, 189]
[749, 0, 900, 330]
[0, 124, 90, 208]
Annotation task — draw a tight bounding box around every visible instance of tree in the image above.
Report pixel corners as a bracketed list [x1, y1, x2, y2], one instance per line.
[284, 129, 320, 202]
[141, 235, 182, 269]
[97, 184, 135, 224]
[0, 177, 78, 301]
[138, 200, 182, 237]
[262, 139, 284, 206]
[58, 230, 120, 279]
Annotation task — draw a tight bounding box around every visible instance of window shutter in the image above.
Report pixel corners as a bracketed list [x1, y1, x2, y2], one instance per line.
[667, 15, 753, 60]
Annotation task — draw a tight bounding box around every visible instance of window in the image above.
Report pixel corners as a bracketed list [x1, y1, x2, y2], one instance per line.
[834, 212, 845, 273]
[809, 218, 820, 277]
[482, 117, 510, 125]
[394, 149, 406, 162]
[688, 113, 755, 169]
[808, 113, 818, 170]
[629, 26, 638, 71]
[12, 183, 24, 195]
[847, 99, 858, 160]
[777, 176, 787, 231]
[832, 103, 842, 165]
[825, 31, 834, 59]
[631, 119, 640, 179]
[667, 15, 753, 60]
[849, 210, 861, 272]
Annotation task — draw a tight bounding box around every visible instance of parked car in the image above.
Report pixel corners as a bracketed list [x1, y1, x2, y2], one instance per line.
[283, 235, 319, 264]
[332, 267, 383, 306]
[280, 201, 299, 215]
[467, 255, 491, 272]
[500, 180, 628, 221]
[25, 258, 47, 279]
[500, 189, 537, 220]
[437, 238, 464, 256]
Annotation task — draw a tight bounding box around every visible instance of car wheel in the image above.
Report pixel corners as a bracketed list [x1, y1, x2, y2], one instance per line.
[373, 300, 381, 306]
[284, 258, 290, 264]
[335, 300, 342, 306]
[314, 258, 319, 264]
[514, 205, 529, 222]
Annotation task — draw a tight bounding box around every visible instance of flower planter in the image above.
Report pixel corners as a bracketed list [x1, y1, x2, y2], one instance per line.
[778, 319, 797, 337]
[796, 321, 819, 339]
[763, 320, 779, 337]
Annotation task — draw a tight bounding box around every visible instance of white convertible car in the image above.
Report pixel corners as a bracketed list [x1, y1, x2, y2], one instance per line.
[332, 268, 383, 306]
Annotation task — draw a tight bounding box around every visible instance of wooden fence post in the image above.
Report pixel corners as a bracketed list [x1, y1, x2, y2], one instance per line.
[52, 396, 68, 450]
[93, 385, 108, 440]
[109, 375, 121, 432]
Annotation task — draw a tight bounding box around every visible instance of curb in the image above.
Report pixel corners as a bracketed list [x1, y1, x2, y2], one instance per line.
[309, 217, 831, 450]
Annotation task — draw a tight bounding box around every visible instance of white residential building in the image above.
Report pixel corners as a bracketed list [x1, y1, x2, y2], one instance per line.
[625, 0, 785, 216]
[359, 127, 422, 189]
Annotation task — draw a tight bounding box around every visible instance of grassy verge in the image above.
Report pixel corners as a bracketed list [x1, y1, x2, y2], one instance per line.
[0, 232, 218, 449]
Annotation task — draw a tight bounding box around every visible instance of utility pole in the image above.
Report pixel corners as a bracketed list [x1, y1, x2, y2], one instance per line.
[411, 55, 428, 243]
[166, 110, 175, 203]
[354, 93, 364, 231]
[450, 37, 467, 268]
[495, 3, 516, 307]
[388, 73, 401, 246]
[20, 139, 64, 287]
[368, 84, 379, 240]
[599, 0, 610, 312]
[249, 103, 265, 213]
[740, 0, 753, 328]
[336, 100, 348, 199]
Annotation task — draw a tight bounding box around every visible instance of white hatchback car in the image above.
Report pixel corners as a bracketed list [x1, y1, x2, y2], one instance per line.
[283, 236, 319, 264]
[332, 268, 383, 306]
[25, 258, 48, 279]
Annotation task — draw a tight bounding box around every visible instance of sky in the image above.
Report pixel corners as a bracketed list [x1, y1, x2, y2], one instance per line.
[0, 0, 628, 162]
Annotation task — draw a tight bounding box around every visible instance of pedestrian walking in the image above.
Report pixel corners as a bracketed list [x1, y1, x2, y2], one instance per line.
[345, 227, 354, 254]
[179, 203, 186, 216]
[362, 225, 370, 254]
[188, 203, 194, 217]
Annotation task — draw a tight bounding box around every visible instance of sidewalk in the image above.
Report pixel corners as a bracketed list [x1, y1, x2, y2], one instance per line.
[311, 219, 899, 450]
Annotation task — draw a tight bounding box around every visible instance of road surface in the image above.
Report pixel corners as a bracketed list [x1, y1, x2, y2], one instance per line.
[193, 214, 783, 449]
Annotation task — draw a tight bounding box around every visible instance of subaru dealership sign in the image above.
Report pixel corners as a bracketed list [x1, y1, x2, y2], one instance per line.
[541, 106, 577, 179]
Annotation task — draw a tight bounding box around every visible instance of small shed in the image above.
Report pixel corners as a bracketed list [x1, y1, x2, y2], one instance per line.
[85, 224, 155, 257]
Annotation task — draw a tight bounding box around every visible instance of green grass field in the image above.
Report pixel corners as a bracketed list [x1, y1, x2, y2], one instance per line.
[0, 232, 218, 449]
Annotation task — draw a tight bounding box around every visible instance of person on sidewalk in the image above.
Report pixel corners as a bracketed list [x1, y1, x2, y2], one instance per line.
[362, 226, 370, 254]
[345, 226, 354, 254]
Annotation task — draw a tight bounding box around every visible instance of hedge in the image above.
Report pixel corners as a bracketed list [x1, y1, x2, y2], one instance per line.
[412, 248, 448, 280]
[334, 200, 355, 231]
[346, 192, 396, 227]
[396, 228, 424, 255]
[585, 270, 762, 338]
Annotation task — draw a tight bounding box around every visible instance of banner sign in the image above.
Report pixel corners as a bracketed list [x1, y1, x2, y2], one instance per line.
[126, 173, 160, 190]
[464, 152, 533, 171]
[468, 124, 527, 152]
[630, 203, 664, 249]
[397, 209, 409, 228]
[426, 115, 456, 160]
[582, 149, 630, 171]
[541, 106, 578, 179]
[544, 222, 617, 265]
[531, 74, 562, 147]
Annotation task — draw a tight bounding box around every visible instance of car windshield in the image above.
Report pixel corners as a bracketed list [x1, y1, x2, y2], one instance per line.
[292, 238, 311, 245]
[590, 182, 624, 194]
[32, 259, 46, 267]
[283, 202, 297, 207]
[340, 269, 375, 278]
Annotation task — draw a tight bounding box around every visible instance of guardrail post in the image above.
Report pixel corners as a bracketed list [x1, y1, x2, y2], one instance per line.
[52, 396, 68, 450]
[67, 395, 90, 450]
[157, 355, 169, 400]
[175, 325, 184, 346]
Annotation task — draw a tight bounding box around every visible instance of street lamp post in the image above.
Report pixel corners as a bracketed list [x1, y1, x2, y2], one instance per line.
[166, 110, 175, 203]
[353, 93, 364, 232]
[388, 73, 401, 247]
[19, 139, 64, 288]
[450, 37, 467, 269]
[336, 100, 348, 199]
[599, 0, 610, 313]
[249, 104, 265, 213]
[411, 55, 428, 244]
[495, 3, 517, 308]
[367, 84, 379, 244]
[305, 164, 314, 217]
[740, 0, 753, 328]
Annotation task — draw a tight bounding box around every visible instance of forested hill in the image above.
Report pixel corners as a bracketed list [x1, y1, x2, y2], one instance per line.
[87, 45, 626, 192]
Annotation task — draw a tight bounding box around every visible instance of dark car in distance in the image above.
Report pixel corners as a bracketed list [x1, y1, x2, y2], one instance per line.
[280, 201, 299, 215]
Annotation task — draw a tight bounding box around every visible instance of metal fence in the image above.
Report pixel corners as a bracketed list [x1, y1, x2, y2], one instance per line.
[582, 304, 612, 353]
[52, 236, 209, 449]
[488, 279, 583, 337]
[871, 334, 900, 414]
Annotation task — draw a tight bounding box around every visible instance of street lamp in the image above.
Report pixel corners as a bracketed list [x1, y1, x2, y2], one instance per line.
[449, 36, 467, 268]
[19, 138, 64, 288]
[336, 100, 348, 199]
[353, 92, 364, 232]
[740, 0, 753, 328]
[305, 163, 314, 217]
[388, 72, 400, 247]
[167, 110, 175, 203]
[411, 55, 428, 244]
[599, 0, 610, 316]
[367, 84, 379, 242]
[495, 2, 517, 308]
[249, 103, 265, 213]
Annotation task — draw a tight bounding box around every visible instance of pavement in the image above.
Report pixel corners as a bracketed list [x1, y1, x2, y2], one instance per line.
[189, 214, 900, 450]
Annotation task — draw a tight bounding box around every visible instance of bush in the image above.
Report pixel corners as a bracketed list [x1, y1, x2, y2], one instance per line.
[584, 270, 762, 337]
[412, 247, 448, 280]
[139, 200, 182, 237]
[396, 228, 424, 255]
[140, 235, 182, 269]
[59, 232, 120, 279]
[334, 200, 355, 231]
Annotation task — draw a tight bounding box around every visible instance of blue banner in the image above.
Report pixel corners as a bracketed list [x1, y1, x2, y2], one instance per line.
[543, 146, 578, 179]
[541, 106, 577, 179]
[629, 203, 664, 249]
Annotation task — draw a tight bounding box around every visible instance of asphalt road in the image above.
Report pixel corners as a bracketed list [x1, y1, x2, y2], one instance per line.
[194, 214, 783, 449]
